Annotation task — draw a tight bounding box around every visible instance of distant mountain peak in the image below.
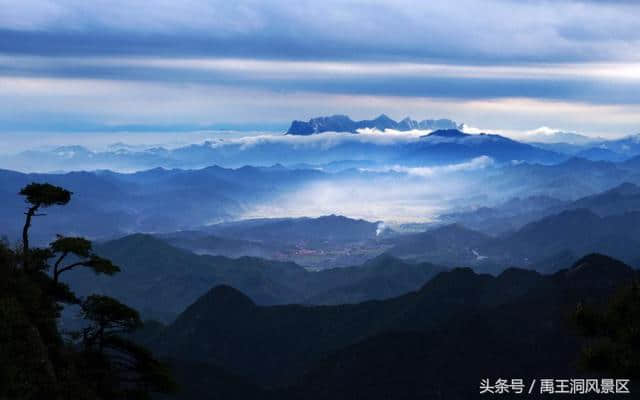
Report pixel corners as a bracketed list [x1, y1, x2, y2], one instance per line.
[286, 114, 458, 135]
[570, 253, 627, 269]
[110, 233, 173, 249]
[195, 285, 256, 309]
[563, 253, 634, 283]
[374, 114, 393, 121]
[524, 129, 598, 145]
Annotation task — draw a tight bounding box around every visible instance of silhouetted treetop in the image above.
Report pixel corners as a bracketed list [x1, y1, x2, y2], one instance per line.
[19, 183, 72, 208]
[82, 295, 142, 336]
[50, 235, 120, 284]
[50, 236, 92, 258]
[19, 183, 72, 270]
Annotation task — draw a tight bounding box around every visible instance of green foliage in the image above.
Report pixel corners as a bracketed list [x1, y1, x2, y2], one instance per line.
[85, 255, 120, 276]
[2, 183, 175, 399]
[574, 281, 640, 377]
[19, 183, 72, 208]
[81, 295, 142, 339]
[51, 235, 92, 258]
[50, 235, 121, 284]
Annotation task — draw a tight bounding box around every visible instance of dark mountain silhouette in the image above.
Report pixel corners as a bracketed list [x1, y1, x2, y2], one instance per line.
[303, 254, 445, 305]
[443, 181, 640, 236]
[497, 208, 640, 268]
[159, 215, 388, 269]
[554, 182, 640, 216]
[63, 234, 443, 322]
[386, 223, 491, 266]
[424, 128, 468, 138]
[286, 114, 458, 135]
[401, 130, 564, 164]
[202, 214, 382, 246]
[439, 194, 565, 235]
[388, 207, 640, 272]
[530, 133, 640, 162]
[147, 254, 637, 399]
[158, 230, 279, 259]
[64, 234, 308, 321]
[487, 157, 630, 201]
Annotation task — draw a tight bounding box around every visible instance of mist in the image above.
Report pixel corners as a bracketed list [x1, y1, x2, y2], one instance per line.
[240, 161, 495, 224]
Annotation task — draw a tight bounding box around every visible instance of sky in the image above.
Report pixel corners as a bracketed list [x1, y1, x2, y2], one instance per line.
[1, 0, 640, 142]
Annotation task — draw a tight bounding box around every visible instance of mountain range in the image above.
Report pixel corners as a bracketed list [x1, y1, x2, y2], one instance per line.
[441, 181, 640, 235]
[160, 215, 390, 268]
[531, 134, 640, 162]
[523, 130, 600, 145]
[286, 114, 459, 135]
[62, 234, 444, 322]
[1, 128, 566, 172]
[5, 121, 640, 399]
[285, 114, 640, 163]
[141, 253, 637, 399]
[0, 165, 328, 243]
[389, 189, 640, 272]
[5, 162, 640, 268]
[56, 181, 640, 326]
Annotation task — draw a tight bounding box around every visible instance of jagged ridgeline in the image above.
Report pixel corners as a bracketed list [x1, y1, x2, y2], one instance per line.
[143, 254, 639, 399]
[286, 114, 459, 135]
[0, 183, 176, 400]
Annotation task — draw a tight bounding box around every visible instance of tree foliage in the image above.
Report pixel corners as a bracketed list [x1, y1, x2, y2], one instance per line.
[574, 281, 640, 378]
[81, 295, 142, 350]
[19, 183, 72, 207]
[1, 183, 176, 399]
[50, 235, 120, 284]
[19, 183, 72, 271]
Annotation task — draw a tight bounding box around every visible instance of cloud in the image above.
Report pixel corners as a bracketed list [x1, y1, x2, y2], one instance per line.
[205, 130, 439, 153]
[241, 177, 451, 224]
[364, 156, 495, 177]
[357, 128, 434, 137]
[2, 74, 640, 139]
[1, 1, 640, 138]
[1, 0, 639, 63]
[4, 55, 640, 108]
[240, 157, 498, 223]
[6, 55, 640, 82]
[3, 53, 640, 141]
[527, 126, 563, 136]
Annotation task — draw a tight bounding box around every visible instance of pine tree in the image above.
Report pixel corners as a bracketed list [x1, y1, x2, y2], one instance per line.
[2, 183, 176, 399]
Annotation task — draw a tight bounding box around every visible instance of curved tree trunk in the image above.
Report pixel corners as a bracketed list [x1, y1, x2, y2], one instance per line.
[22, 205, 39, 270]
